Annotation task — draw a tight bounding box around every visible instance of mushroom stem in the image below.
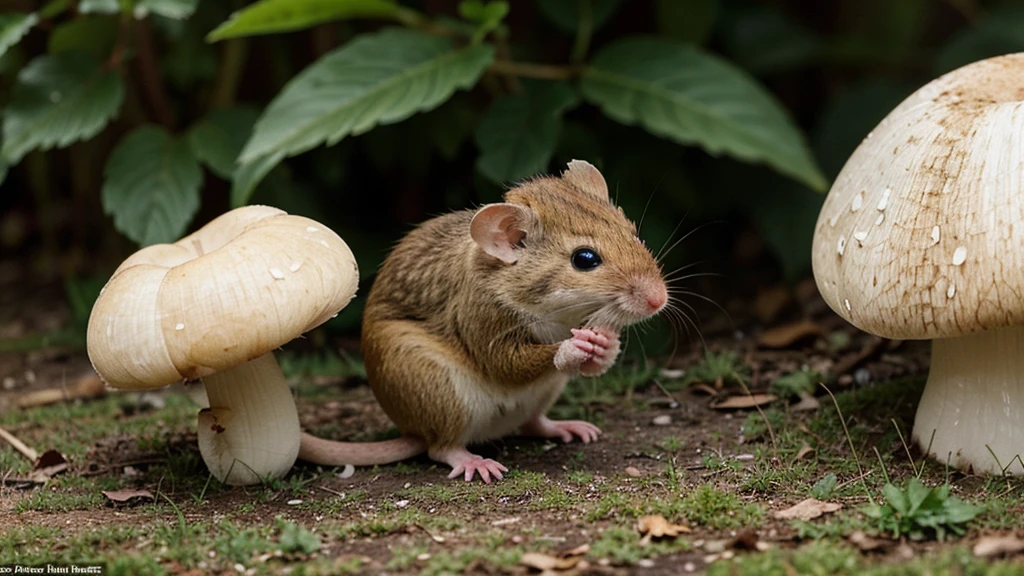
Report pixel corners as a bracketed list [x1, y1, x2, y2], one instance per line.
[913, 325, 1024, 475]
[196, 353, 300, 485]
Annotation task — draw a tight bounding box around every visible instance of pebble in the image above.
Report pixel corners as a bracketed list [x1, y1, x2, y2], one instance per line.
[624, 466, 642, 477]
[637, 559, 655, 568]
[854, 368, 872, 386]
[287, 499, 303, 506]
[652, 415, 672, 426]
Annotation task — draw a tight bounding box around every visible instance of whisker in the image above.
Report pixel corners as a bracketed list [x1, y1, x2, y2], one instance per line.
[637, 171, 669, 237]
[657, 219, 728, 264]
[655, 208, 691, 262]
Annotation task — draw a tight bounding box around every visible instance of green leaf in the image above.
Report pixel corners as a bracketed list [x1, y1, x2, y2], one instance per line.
[101, 126, 202, 246]
[581, 38, 826, 191]
[79, 0, 120, 14]
[208, 0, 403, 42]
[0, 13, 38, 59]
[189, 106, 259, 179]
[136, 0, 199, 20]
[475, 81, 579, 184]
[239, 28, 494, 167]
[2, 53, 124, 163]
[537, 0, 620, 35]
[882, 483, 908, 515]
[458, 0, 508, 42]
[904, 478, 932, 515]
[231, 151, 284, 208]
[47, 17, 119, 61]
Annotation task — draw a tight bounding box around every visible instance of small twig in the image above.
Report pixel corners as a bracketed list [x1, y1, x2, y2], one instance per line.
[834, 469, 875, 492]
[133, 17, 175, 130]
[650, 379, 679, 407]
[488, 60, 580, 81]
[318, 484, 346, 497]
[733, 370, 777, 461]
[0, 426, 39, 462]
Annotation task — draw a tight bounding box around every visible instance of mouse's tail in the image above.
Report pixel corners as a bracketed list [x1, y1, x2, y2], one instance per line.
[298, 432, 427, 466]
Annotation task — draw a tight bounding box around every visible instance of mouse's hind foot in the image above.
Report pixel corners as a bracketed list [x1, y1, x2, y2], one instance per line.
[430, 446, 508, 484]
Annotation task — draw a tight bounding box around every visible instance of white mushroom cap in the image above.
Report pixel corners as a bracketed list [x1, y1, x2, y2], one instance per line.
[811, 53, 1024, 475]
[87, 205, 359, 484]
[812, 53, 1024, 339]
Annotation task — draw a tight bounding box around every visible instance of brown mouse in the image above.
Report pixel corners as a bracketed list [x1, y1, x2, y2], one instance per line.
[299, 160, 669, 482]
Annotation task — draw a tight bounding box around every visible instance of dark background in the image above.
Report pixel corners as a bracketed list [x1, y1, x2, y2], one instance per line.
[1, 0, 1021, 356]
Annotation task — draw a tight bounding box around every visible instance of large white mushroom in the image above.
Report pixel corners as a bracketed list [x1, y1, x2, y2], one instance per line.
[87, 206, 359, 485]
[812, 53, 1024, 474]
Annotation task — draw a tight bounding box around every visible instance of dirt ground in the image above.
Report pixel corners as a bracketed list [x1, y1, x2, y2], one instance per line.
[2, 268, 1024, 575]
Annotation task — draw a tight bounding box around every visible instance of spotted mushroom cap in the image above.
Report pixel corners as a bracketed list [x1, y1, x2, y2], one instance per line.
[87, 205, 359, 390]
[811, 53, 1024, 340]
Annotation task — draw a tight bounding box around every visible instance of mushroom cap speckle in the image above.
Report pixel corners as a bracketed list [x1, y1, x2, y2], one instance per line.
[87, 206, 359, 389]
[811, 53, 1024, 340]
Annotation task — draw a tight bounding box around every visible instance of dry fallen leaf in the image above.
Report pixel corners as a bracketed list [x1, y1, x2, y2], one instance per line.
[773, 498, 842, 521]
[16, 373, 107, 408]
[757, 319, 825, 349]
[712, 394, 778, 410]
[794, 443, 815, 461]
[974, 535, 1024, 558]
[519, 546, 589, 574]
[637, 514, 691, 545]
[102, 489, 155, 503]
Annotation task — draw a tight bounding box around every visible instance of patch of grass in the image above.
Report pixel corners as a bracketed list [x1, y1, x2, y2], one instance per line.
[277, 518, 321, 554]
[280, 349, 366, 382]
[770, 369, 820, 398]
[711, 543, 1024, 575]
[678, 484, 764, 530]
[386, 543, 431, 571]
[420, 543, 522, 576]
[678, 350, 750, 389]
[565, 470, 595, 484]
[590, 524, 690, 565]
[864, 478, 983, 541]
[708, 540, 860, 575]
[657, 436, 685, 452]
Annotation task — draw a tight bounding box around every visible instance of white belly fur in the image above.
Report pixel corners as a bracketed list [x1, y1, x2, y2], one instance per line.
[449, 366, 569, 445]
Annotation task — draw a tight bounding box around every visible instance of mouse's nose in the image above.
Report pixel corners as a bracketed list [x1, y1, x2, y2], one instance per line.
[640, 282, 668, 313]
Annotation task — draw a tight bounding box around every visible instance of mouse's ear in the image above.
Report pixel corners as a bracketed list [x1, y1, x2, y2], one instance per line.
[470, 203, 532, 264]
[562, 160, 608, 201]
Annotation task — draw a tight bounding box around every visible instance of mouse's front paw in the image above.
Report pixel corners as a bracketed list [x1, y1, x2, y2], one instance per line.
[554, 328, 600, 372]
[578, 328, 620, 376]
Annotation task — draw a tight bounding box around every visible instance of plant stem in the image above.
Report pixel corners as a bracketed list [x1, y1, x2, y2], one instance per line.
[210, 38, 248, 108]
[133, 18, 175, 130]
[571, 0, 594, 65]
[488, 60, 580, 81]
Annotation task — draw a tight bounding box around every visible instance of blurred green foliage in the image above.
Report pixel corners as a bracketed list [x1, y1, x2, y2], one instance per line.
[0, 0, 1019, 339]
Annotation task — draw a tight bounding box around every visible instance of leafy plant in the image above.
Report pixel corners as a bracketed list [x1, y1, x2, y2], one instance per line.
[0, 0, 824, 250]
[771, 369, 820, 398]
[863, 478, 982, 541]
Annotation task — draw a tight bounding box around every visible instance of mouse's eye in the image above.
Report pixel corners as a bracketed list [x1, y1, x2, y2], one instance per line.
[571, 247, 602, 271]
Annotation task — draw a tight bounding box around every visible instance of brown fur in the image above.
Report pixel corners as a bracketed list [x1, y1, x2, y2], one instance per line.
[299, 161, 666, 465]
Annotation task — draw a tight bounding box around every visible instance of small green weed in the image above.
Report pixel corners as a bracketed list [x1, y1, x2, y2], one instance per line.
[863, 478, 982, 541]
[680, 350, 749, 388]
[770, 369, 820, 398]
[277, 519, 321, 554]
[810, 473, 838, 500]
